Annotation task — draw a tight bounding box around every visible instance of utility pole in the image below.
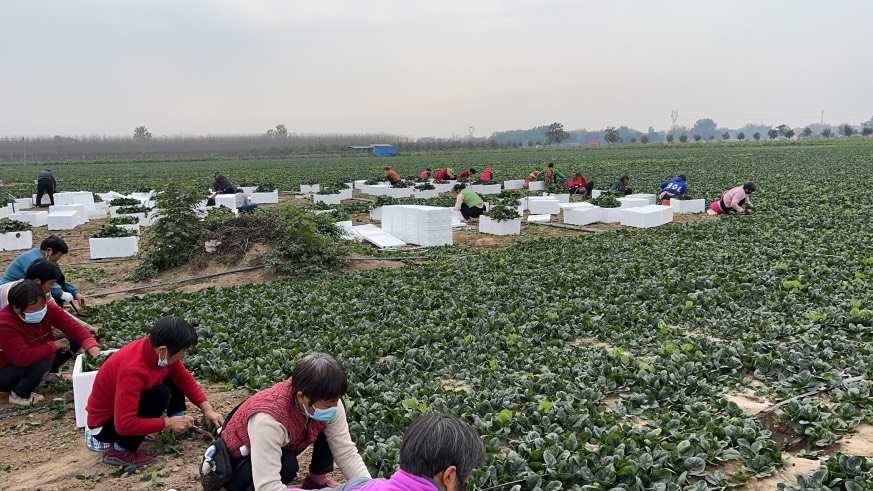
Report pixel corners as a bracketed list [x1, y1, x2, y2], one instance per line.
[820, 109, 824, 126]
[671, 110, 679, 130]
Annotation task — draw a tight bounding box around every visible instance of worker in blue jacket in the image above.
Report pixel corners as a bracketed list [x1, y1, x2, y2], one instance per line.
[0, 236, 85, 308]
[659, 175, 689, 201]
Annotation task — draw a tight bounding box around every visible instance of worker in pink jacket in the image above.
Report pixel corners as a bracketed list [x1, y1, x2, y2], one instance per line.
[709, 182, 756, 215]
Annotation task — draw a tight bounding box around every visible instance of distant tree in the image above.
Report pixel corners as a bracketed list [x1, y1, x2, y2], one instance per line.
[722, 132, 730, 141]
[692, 118, 718, 139]
[841, 124, 854, 137]
[630, 137, 637, 143]
[821, 128, 832, 139]
[767, 128, 778, 140]
[133, 126, 152, 140]
[709, 135, 715, 141]
[266, 124, 288, 137]
[753, 132, 761, 141]
[775, 124, 791, 136]
[545, 122, 570, 145]
[863, 127, 873, 136]
[666, 134, 675, 143]
[693, 134, 702, 142]
[679, 134, 688, 143]
[737, 131, 746, 141]
[641, 135, 649, 144]
[784, 129, 795, 139]
[802, 127, 812, 137]
[604, 126, 621, 144]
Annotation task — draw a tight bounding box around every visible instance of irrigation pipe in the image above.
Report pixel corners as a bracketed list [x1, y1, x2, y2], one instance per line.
[759, 375, 866, 415]
[0, 406, 48, 420]
[528, 222, 606, 233]
[91, 265, 267, 298]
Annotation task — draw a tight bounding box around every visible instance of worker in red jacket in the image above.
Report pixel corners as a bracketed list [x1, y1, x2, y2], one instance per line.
[86, 316, 223, 467]
[568, 173, 595, 198]
[0, 281, 100, 406]
[479, 168, 493, 181]
[457, 168, 476, 180]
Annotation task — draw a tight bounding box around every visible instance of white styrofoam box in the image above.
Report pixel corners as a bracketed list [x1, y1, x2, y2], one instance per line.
[339, 188, 353, 200]
[381, 205, 452, 246]
[558, 202, 594, 211]
[352, 224, 406, 248]
[564, 206, 604, 226]
[0, 205, 10, 218]
[527, 214, 552, 223]
[300, 184, 320, 194]
[118, 223, 140, 234]
[314, 194, 342, 205]
[89, 236, 139, 259]
[361, 184, 388, 196]
[108, 206, 122, 218]
[94, 202, 109, 211]
[354, 180, 367, 190]
[626, 193, 657, 206]
[215, 195, 238, 210]
[385, 187, 414, 199]
[73, 349, 119, 428]
[527, 197, 561, 215]
[10, 211, 48, 227]
[96, 191, 126, 203]
[592, 189, 603, 199]
[414, 189, 441, 199]
[240, 186, 258, 195]
[117, 212, 148, 226]
[545, 193, 570, 203]
[0, 231, 32, 251]
[527, 181, 545, 191]
[618, 197, 648, 209]
[87, 209, 108, 220]
[49, 204, 89, 221]
[479, 216, 521, 236]
[432, 182, 456, 193]
[620, 204, 674, 228]
[131, 191, 155, 201]
[503, 179, 526, 190]
[14, 198, 33, 210]
[48, 211, 82, 230]
[667, 198, 705, 214]
[471, 184, 502, 195]
[370, 206, 383, 222]
[600, 207, 624, 223]
[250, 191, 279, 204]
[54, 191, 96, 208]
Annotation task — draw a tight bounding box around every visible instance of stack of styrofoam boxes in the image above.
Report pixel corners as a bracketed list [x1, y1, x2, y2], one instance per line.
[527, 196, 561, 215]
[618, 197, 649, 209]
[620, 204, 674, 228]
[669, 199, 706, 214]
[471, 183, 502, 195]
[9, 211, 48, 228]
[503, 179, 526, 190]
[626, 193, 657, 205]
[300, 184, 320, 194]
[381, 205, 452, 247]
[564, 204, 603, 226]
[54, 191, 107, 219]
[250, 190, 279, 204]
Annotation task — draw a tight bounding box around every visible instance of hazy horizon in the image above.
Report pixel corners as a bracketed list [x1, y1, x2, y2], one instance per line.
[2, 0, 871, 139]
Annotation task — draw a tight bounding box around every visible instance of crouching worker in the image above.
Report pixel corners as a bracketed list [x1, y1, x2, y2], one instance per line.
[219, 353, 371, 491]
[86, 316, 223, 467]
[709, 182, 756, 215]
[568, 173, 594, 198]
[294, 413, 485, 491]
[0, 280, 100, 406]
[452, 184, 485, 223]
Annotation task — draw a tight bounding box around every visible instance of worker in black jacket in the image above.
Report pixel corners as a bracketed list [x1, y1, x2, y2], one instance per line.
[210, 172, 236, 201]
[36, 170, 57, 207]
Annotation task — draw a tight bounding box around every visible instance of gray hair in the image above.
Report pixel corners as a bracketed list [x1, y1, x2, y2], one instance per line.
[399, 413, 485, 482]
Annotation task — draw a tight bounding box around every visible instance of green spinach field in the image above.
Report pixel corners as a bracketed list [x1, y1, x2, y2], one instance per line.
[88, 141, 873, 490]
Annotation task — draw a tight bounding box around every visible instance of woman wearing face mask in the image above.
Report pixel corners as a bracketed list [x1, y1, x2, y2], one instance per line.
[220, 353, 371, 491]
[0, 280, 100, 406]
[86, 316, 223, 467]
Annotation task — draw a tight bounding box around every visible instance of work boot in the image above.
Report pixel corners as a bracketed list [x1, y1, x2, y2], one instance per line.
[9, 391, 45, 406]
[103, 447, 155, 467]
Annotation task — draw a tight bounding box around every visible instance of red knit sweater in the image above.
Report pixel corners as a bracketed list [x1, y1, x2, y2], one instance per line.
[0, 303, 98, 371]
[86, 338, 207, 435]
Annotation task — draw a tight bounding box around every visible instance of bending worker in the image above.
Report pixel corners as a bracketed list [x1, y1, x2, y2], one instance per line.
[452, 184, 486, 223]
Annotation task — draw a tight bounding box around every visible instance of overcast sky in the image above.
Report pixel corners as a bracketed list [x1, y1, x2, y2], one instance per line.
[2, 0, 871, 138]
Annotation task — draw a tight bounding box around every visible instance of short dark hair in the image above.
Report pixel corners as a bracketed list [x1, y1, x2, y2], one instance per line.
[678, 175, 687, 181]
[620, 175, 629, 182]
[470, 168, 476, 173]
[215, 171, 222, 176]
[453, 184, 466, 192]
[399, 413, 485, 482]
[8, 280, 46, 312]
[575, 172, 583, 178]
[149, 316, 199, 356]
[426, 168, 431, 172]
[291, 353, 348, 402]
[40, 235, 69, 254]
[384, 167, 391, 171]
[548, 163, 554, 168]
[24, 259, 62, 283]
[744, 182, 757, 192]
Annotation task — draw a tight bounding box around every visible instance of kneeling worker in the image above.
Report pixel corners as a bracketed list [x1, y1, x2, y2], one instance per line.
[710, 182, 756, 215]
[453, 184, 486, 223]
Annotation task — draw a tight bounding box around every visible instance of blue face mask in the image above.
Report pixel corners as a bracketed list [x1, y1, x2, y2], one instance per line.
[23, 306, 48, 324]
[308, 405, 337, 422]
